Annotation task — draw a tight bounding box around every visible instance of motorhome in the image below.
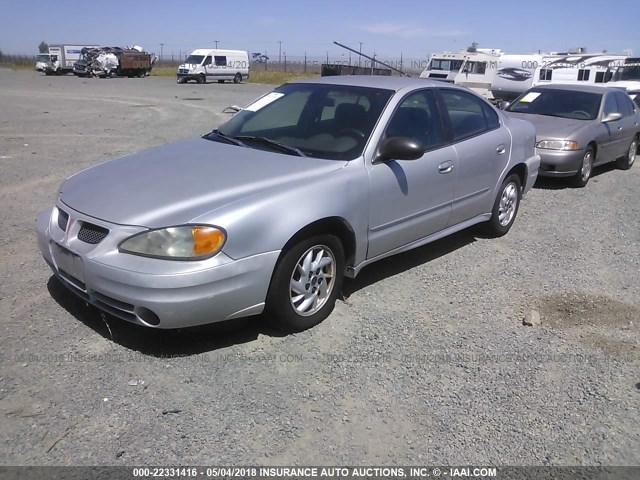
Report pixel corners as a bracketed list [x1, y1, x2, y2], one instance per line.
[452, 49, 503, 99]
[606, 57, 640, 92]
[530, 54, 627, 88]
[177, 49, 249, 84]
[419, 51, 468, 82]
[490, 54, 562, 101]
[46, 44, 99, 75]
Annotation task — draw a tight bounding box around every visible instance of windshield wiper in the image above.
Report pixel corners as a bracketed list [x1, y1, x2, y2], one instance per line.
[235, 136, 306, 157]
[204, 129, 246, 146]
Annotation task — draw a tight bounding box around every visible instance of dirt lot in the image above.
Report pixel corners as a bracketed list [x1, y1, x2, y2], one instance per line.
[0, 69, 638, 466]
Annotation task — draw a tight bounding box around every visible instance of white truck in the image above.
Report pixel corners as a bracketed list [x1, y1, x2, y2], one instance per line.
[35, 53, 50, 72]
[177, 49, 249, 84]
[45, 44, 99, 75]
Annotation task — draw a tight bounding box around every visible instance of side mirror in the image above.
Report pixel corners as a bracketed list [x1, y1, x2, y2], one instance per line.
[375, 136, 424, 163]
[602, 112, 622, 123]
[497, 100, 510, 110]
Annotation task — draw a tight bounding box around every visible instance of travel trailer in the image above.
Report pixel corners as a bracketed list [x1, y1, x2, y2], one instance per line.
[452, 49, 503, 99]
[177, 49, 249, 84]
[530, 54, 627, 88]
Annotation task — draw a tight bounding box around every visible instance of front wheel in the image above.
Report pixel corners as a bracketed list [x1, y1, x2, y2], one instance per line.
[615, 136, 637, 170]
[265, 235, 344, 332]
[483, 173, 522, 237]
[570, 146, 594, 188]
[198, 74, 206, 84]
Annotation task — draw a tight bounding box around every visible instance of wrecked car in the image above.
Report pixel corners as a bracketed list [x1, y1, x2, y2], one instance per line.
[73, 45, 157, 78]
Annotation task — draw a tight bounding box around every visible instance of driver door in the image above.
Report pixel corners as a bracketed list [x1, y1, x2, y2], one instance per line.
[367, 89, 456, 259]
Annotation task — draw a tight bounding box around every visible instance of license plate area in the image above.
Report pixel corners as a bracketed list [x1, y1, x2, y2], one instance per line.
[51, 242, 85, 287]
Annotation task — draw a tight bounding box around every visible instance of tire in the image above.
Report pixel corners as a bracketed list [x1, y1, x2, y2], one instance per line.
[265, 235, 344, 332]
[615, 136, 637, 170]
[198, 74, 205, 84]
[177, 77, 185, 84]
[570, 146, 594, 188]
[109, 70, 117, 78]
[483, 173, 522, 237]
[233, 73, 242, 84]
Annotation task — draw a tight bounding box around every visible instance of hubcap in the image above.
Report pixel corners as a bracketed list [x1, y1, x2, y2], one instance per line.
[629, 140, 637, 166]
[581, 150, 592, 181]
[498, 182, 518, 227]
[289, 245, 336, 316]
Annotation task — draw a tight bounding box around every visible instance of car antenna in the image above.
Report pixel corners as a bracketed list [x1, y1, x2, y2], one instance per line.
[333, 41, 411, 77]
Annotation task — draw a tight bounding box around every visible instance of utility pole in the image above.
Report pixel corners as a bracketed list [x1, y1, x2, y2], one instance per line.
[215, 40, 219, 48]
[358, 42, 363, 67]
[160, 43, 164, 66]
[278, 41, 282, 64]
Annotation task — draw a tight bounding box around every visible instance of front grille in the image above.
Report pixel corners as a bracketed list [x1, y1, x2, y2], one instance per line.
[179, 68, 188, 74]
[78, 222, 109, 244]
[57, 209, 69, 231]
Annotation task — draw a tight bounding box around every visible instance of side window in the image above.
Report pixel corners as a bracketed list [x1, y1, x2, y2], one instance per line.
[614, 91, 635, 117]
[539, 69, 552, 81]
[603, 93, 618, 116]
[577, 69, 590, 81]
[439, 89, 491, 141]
[203, 56, 212, 66]
[214, 56, 227, 67]
[595, 71, 605, 83]
[482, 102, 500, 129]
[384, 90, 444, 150]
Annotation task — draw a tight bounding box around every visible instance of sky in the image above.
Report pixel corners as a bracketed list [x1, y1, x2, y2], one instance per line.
[0, 0, 637, 61]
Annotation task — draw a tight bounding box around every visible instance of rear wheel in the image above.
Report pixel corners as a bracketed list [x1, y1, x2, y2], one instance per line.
[233, 73, 242, 84]
[265, 235, 344, 332]
[615, 136, 637, 170]
[570, 146, 594, 188]
[483, 173, 521, 237]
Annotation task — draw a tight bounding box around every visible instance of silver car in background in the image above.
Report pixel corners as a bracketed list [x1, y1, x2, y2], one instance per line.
[37, 76, 540, 332]
[505, 84, 639, 187]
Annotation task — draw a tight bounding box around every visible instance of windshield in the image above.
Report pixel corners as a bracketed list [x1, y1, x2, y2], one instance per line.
[507, 88, 602, 120]
[428, 59, 464, 71]
[185, 55, 204, 65]
[611, 65, 640, 82]
[209, 83, 394, 160]
[36, 54, 50, 62]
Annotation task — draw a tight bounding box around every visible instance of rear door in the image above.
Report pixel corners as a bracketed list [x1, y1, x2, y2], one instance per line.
[600, 91, 627, 160]
[438, 88, 511, 225]
[613, 90, 640, 152]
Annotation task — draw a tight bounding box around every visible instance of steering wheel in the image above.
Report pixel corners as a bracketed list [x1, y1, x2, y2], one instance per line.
[573, 110, 591, 119]
[338, 128, 366, 140]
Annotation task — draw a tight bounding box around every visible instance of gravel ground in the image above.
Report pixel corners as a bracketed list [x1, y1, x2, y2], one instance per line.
[0, 69, 638, 466]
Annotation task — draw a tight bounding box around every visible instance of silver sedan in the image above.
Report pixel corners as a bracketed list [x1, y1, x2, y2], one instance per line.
[37, 76, 539, 332]
[505, 84, 639, 187]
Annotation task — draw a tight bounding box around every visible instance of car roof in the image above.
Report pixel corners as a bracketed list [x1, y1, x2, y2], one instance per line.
[290, 75, 448, 91]
[531, 83, 619, 94]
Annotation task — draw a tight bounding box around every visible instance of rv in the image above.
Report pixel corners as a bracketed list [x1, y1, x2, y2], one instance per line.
[452, 49, 503, 99]
[419, 51, 468, 82]
[177, 49, 249, 84]
[490, 54, 563, 101]
[530, 54, 627, 88]
[45, 44, 99, 75]
[606, 57, 640, 92]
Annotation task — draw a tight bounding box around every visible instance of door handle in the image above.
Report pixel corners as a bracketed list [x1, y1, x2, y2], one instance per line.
[496, 144, 506, 155]
[438, 161, 454, 174]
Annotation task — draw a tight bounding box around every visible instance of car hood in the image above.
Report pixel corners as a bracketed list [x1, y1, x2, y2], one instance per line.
[60, 138, 345, 228]
[504, 112, 587, 140]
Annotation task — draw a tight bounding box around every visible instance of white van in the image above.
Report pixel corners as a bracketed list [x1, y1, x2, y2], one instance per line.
[177, 49, 249, 84]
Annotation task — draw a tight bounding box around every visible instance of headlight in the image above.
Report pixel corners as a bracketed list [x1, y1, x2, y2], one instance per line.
[119, 225, 226, 260]
[536, 140, 579, 150]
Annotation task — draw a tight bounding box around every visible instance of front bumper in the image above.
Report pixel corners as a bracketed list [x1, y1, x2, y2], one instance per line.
[536, 148, 585, 177]
[36, 204, 280, 329]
